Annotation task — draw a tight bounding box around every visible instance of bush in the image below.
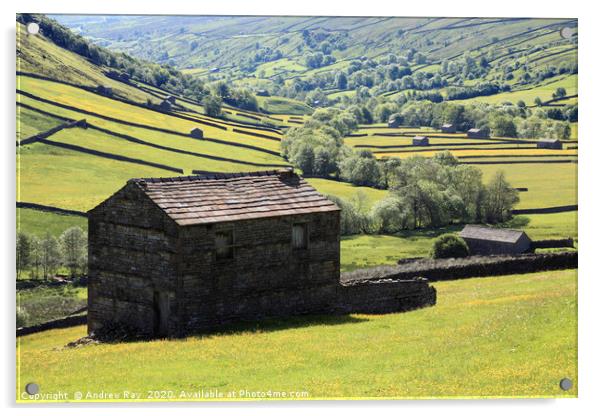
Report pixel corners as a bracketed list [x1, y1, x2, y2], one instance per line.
[17, 306, 30, 328]
[431, 234, 470, 259]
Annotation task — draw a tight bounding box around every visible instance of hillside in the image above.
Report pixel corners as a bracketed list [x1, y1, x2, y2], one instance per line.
[53, 15, 578, 109]
[16, 16, 578, 269]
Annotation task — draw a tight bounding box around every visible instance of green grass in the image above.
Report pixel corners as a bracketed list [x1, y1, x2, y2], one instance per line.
[17, 208, 87, 237]
[256, 95, 312, 115]
[17, 284, 87, 327]
[341, 211, 577, 270]
[18, 76, 283, 151]
[47, 127, 281, 175]
[478, 163, 577, 209]
[17, 269, 577, 401]
[453, 74, 578, 106]
[17, 93, 284, 156]
[17, 23, 158, 105]
[307, 178, 388, 209]
[17, 142, 170, 211]
[16, 105, 65, 141]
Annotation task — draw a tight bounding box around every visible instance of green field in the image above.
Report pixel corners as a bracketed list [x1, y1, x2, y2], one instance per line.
[454, 75, 578, 106]
[307, 178, 388, 209]
[17, 208, 86, 237]
[341, 211, 577, 270]
[16, 106, 65, 141]
[479, 163, 577, 209]
[256, 95, 313, 115]
[17, 269, 577, 401]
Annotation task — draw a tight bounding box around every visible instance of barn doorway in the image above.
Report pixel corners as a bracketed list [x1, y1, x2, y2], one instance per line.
[153, 291, 170, 337]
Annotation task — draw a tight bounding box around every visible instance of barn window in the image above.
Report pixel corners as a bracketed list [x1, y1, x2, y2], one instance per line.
[292, 223, 308, 249]
[215, 230, 234, 260]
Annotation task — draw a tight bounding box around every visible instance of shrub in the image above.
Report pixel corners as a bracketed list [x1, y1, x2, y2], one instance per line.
[17, 306, 30, 328]
[431, 234, 470, 259]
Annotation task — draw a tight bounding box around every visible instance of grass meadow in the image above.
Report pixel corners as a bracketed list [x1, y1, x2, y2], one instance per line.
[17, 269, 577, 401]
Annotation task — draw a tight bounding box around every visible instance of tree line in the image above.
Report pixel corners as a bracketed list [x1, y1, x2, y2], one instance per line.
[328, 154, 519, 236]
[16, 227, 87, 280]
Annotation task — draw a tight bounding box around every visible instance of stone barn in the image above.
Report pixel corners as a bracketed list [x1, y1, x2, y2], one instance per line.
[441, 123, 456, 133]
[257, 89, 270, 97]
[87, 170, 436, 338]
[413, 136, 429, 146]
[190, 127, 204, 139]
[467, 128, 489, 139]
[459, 225, 532, 256]
[158, 99, 172, 112]
[388, 115, 402, 128]
[537, 138, 563, 150]
[165, 96, 177, 105]
[96, 85, 113, 96]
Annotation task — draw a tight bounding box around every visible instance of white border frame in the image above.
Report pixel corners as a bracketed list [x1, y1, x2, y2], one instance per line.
[3, 1, 600, 414]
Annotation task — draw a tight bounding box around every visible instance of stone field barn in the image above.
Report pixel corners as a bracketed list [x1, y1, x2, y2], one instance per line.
[87, 170, 436, 338]
[460, 225, 532, 255]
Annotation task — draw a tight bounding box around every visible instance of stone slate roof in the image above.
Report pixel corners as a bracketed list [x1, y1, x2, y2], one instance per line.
[130, 169, 340, 226]
[460, 225, 528, 244]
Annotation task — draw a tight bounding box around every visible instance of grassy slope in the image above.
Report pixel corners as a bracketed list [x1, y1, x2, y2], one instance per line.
[479, 163, 577, 209]
[16, 105, 65, 141]
[17, 23, 159, 105]
[17, 269, 577, 400]
[341, 211, 577, 270]
[17, 208, 86, 237]
[17, 143, 170, 211]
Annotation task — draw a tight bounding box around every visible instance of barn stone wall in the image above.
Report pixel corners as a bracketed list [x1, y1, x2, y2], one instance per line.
[87, 182, 180, 337]
[176, 211, 341, 334]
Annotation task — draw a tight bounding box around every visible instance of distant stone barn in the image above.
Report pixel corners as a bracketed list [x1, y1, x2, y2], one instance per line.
[537, 138, 563, 150]
[459, 225, 532, 255]
[190, 127, 204, 139]
[413, 136, 429, 146]
[467, 128, 489, 139]
[441, 123, 456, 133]
[87, 170, 436, 338]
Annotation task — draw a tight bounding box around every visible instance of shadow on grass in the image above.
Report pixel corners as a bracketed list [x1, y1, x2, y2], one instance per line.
[187, 314, 370, 340]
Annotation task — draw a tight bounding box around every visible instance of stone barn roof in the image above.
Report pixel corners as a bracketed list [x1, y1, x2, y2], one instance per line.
[128, 170, 340, 226]
[459, 225, 528, 244]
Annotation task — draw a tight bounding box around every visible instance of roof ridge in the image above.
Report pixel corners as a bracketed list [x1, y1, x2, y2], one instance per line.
[128, 168, 295, 185]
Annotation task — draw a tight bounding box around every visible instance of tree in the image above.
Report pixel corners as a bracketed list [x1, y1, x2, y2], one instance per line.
[60, 227, 87, 278]
[292, 143, 315, 175]
[41, 233, 61, 280]
[483, 171, 519, 223]
[553, 87, 567, 100]
[431, 234, 470, 258]
[335, 72, 348, 90]
[16, 232, 32, 279]
[204, 94, 222, 118]
[534, 97, 543, 107]
[29, 235, 42, 279]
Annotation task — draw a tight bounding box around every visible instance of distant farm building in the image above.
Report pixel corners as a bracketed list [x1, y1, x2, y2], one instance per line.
[159, 100, 172, 111]
[441, 123, 456, 133]
[165, 96, 177, 105]
[467, 128, 490, 139]
[388, 115, 402, 128]
[537, 138, 563, 150]
[413, 136, 430, 146]
[87, 170, 436, 338]
[96, 85, 113, 96]
[459, 225, 532, 255]
[190, 127, 204, 139]
[257, 89, 270, 97]
[209, 67, 220, 73]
